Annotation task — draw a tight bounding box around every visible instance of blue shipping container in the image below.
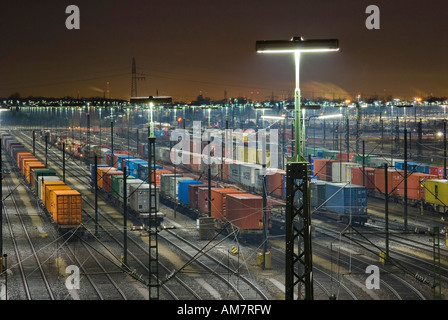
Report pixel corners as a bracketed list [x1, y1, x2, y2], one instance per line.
[325, 182, 367, 217]
[117, 155, 135, 170]
[178, 180, 203, 205]
[90, 164, 108, 184]
[137, 163, 149, 182]
[129, 159, 147, 178]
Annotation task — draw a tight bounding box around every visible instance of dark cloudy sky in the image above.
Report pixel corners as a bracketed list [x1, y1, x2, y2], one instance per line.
[1, 0, 447, 102]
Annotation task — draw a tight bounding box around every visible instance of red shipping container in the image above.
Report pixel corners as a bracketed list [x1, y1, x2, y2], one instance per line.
[151, 169, 173, 188]
[313, 159, 334, 181]
[350, 167, 375, 189]
[429, 166, 439, 176]
[325, 161, 334, 181]
[17, 152, 34, 169]
[226, 193, 270, 231]
[336, 152, 356, 162]
[103, 170, 124, 193]
[267, 170, 286, 198]
[198, 187, 214, 214]
[374, 169, 404, 194]
[19, 155, 37, 170]
[188, 184, 209, 210]
[97, 167, 117, 189]
[210, 188, 244, 220]
[394, 173, 437, 199]
[437, 166, 448, 178]
[113, 153, 128, 168]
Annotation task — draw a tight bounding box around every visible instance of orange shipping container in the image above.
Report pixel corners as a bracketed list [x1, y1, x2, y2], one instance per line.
[41, 180, 67, 200]
[350, 167, 375, 189]
[313, 159, 334, 181]
[16, 152, 33, 168]
[44, 184, 71, 208]
[24, 161, 45, 182]
[394, 172, 437, 199]
[97, 167, 117, 189]
[267, 170, 286, 199]
[226, 193, 269, 231]
[49, 190, 82, 225]
[21, 157, 38, 172]
[210, 188, 244, 220]
[374, 169, 404, 194]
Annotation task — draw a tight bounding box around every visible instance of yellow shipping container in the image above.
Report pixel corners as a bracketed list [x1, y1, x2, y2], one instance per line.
[424, 179, 448, 212]
[49, 190, 82, 225]
[248, 148, 271, 166]
[236, 146, 248, 163]
[44, 184, 71, 208]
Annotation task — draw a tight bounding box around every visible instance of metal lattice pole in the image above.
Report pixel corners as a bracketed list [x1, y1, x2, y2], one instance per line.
[285, 162, 312, 300]
[148, 102, 160, 300]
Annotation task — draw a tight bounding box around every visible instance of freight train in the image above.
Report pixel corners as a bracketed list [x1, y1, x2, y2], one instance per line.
[1, 132, 83, 237]
[43, 128, 371, 233]
[91, 149, 270, 240]
[308, 149, 448, 215]
[91, 156, 165, 227]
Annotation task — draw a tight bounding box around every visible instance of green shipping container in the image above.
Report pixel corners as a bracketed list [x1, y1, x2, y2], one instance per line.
[322, 149, 339, 160]
[353, 154, 379, 167]
[111, 175, 136, 198]
[33, 169, 56, 193]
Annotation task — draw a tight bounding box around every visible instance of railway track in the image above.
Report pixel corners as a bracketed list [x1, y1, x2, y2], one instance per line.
[12, 129, 273, 300]
[314, 222, 430, 300]
[268, 245, 358, 300]
[2, 157, 55, 300]
[159, 221, 269, 300]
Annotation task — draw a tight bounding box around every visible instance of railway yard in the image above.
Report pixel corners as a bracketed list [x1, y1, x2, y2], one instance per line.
[0, 102, 447, 301]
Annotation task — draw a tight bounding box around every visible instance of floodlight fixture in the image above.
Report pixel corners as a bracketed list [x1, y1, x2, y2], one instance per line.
[256, 36, 339, 54]
[130, 96, 172, 104]
[318, 113, 343, 120]
[256, 36, 339, 160]
[261, 115, 287, 120]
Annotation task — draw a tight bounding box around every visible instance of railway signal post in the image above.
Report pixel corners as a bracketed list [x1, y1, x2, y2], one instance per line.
[257, 36, 339, 300]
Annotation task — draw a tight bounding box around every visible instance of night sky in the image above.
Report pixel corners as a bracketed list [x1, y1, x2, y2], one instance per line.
[1, 1, 448, 102]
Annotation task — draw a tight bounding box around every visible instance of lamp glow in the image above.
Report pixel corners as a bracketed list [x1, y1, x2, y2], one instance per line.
[256, 36, 339, 160]
[261, 115, 286, 120]
[318, 114, 343, 120]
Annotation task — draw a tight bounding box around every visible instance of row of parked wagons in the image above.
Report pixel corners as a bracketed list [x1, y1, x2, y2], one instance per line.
[2, 132, 82, 235]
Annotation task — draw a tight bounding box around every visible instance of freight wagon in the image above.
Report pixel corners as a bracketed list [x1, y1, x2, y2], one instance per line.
[1, 132, 83, 237]
[90, 162, 165, 226]
[310, 180, 368, 224]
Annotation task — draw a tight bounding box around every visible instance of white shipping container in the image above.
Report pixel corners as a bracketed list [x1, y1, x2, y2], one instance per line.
[119, 178, 145, 204]
[38, 176, 61, 200]
[332, 162, 361, 183]
[128, 183, 159, 213]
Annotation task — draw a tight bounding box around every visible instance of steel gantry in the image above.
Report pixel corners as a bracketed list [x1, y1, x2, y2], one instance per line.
[256, 36, 339, 300]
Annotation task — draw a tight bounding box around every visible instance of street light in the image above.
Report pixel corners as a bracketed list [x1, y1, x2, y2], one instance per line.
[257, 35, 339, 301]
[256, 36, 339, 161]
